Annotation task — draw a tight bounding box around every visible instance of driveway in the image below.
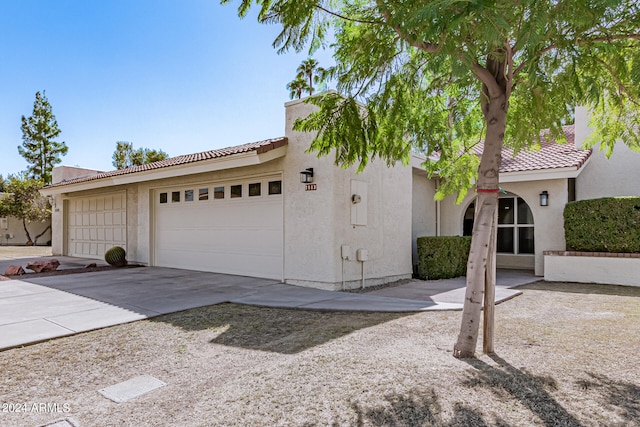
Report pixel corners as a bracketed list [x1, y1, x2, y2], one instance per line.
[0, 254, 537, 350]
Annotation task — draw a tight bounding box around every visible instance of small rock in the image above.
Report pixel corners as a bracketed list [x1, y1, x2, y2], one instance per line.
[4, 265, 25, 276]
[85, 263, 97, 269]
[25, 259, 60, 273]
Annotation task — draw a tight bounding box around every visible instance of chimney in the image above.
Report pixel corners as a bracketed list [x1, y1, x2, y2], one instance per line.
[574, 106, 592, 150]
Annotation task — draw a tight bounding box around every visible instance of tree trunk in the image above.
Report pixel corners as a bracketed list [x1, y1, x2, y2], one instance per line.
[483, 208, 498, 354]
[454, 55, 508, 358]
[33, 224, 51, 245]
[22, 218, 34, 246]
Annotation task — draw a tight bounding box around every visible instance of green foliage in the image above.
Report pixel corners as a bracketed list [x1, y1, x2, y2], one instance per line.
[104, 246, 127, 267]
[225, 0, 640, 201]
[19, 91, 68, 185]
[0, 174, 5, 193]
[286, 76, 309, 100]
[0, 174, 51, 245]
[417, 236, 472, 280]
[564, 197, 640, 253]
[112, 142, 169, 170]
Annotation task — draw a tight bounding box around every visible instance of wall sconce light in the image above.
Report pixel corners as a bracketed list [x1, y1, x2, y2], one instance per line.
[539, 191, 549, 206]
[300, 168, 314, 184]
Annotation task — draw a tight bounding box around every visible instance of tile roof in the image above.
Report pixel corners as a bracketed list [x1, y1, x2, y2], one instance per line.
[47, 137, 288, 188]
[470, 125, 591, 173]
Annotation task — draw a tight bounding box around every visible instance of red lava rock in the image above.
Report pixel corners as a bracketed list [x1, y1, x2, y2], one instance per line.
[25, 259, 60, 273]
[4, 265, 25, 276]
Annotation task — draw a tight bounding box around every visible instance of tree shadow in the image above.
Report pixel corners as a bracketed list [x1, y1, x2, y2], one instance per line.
[462, 354, 584, 427]
[348, 389, 495, 427]
[155, 303, 408, 354]
[575, 372, 640, 423]
[516, 281, 640, 297]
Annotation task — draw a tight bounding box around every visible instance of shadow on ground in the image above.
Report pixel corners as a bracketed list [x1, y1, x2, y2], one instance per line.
[154, 303, 408, 354]
[517, 281, 640, 297]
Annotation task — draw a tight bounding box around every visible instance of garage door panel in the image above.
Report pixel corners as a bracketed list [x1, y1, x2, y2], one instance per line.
[155, 180, 283, 280]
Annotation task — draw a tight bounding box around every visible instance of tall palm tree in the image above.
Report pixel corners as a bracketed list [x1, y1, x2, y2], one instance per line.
[286, 76, 309, 99]
[296, 58, 321, 96]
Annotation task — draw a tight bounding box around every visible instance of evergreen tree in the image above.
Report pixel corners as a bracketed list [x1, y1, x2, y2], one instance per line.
[19, 91, 68, 185]
[112, 141, 168, 169]
[225, 0, 640, 357]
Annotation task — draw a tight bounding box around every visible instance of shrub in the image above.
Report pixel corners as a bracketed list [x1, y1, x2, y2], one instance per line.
[564, 197, 640, 253]
[104, 246, 127, 267]
[417, 236, 471, 280]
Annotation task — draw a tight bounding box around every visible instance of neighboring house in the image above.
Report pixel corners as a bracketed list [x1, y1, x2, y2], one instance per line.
[41, 102, 640, 288]
[0, 193, 52, 246]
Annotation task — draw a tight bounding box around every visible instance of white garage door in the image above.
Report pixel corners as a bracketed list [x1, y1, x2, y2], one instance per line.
[66, 193, 127, 258]
[154, 176, 283, 280]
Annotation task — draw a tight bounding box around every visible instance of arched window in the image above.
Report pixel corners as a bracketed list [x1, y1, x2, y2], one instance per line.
[463, 196, 534, 254]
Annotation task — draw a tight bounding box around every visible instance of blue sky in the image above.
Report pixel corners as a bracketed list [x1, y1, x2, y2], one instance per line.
[0, 0, 334, 176]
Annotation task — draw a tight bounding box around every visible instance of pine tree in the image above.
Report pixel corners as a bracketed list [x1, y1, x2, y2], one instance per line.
[19, 91, 68, 185]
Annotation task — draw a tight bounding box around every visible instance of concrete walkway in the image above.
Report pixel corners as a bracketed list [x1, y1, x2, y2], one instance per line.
[0, 255, 539, 350]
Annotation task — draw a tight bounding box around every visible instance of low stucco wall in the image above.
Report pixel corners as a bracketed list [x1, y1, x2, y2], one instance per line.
[544, 251, 640, 287]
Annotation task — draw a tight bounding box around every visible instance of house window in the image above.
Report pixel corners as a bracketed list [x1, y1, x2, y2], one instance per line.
[268, 180, 282, 195]
[159, 192, 168, 204]
[249, 183, 261, 197]
[230, 184, 242, 198]
[172, 191, 180, 203]
[463, 195, 534, 254]
[214, 186, 224, 199]
[185, 189, 194, 202]
[199, 188, 209, 201]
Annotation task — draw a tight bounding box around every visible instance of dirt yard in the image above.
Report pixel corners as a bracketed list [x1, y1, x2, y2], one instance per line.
[1, 281, 638, 426]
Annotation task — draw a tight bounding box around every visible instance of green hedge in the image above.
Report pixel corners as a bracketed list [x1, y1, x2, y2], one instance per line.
[564, 197, 640, 253]
[417, 236, 471, 280]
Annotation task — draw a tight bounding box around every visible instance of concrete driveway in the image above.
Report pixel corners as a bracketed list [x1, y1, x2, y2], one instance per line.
[0, 255, 537, 350]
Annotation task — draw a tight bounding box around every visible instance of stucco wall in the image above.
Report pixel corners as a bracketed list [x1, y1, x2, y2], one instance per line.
[0, 215, 51, 246]
[576, 144, 640, 200]
[283, 99, 413, 289]
[411, 170, 437, 270]
[439, 178, 568, 276]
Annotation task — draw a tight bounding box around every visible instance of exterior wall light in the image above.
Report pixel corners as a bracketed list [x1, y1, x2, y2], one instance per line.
[300, 168, 314, 184]
[539, 191, 549, 206]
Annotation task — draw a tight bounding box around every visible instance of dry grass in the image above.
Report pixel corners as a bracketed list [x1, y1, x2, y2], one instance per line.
[1, 282, 639, 427]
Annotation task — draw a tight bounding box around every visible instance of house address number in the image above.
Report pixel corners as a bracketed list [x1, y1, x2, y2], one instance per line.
[305, 184, 317, 191]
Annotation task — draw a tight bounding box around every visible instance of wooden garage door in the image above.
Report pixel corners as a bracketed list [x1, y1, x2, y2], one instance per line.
[154, 177, 283, 280]
[66, 193, 127, 258]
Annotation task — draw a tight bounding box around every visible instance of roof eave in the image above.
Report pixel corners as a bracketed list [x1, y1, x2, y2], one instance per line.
[40, 145, 288, 196]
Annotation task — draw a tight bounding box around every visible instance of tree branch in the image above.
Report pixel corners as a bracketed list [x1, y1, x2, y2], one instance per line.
[471, 63, 502, 99]
[314, 5, 381, 25]
[375, 1, 438, 53]
[594, 57, 640, 106]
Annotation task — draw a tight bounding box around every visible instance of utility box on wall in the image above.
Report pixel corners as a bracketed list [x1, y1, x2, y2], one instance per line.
[350, 180, 368, 226]
[0, 218, 7, 229]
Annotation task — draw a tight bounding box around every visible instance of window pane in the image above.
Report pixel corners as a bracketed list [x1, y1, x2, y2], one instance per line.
[249, 183, 261, 197]
[214, 186, 224, 199]
[230, 185, 242, 198]
[159, 193, 168, 204]
[171, 191, 180, 203]
[498, 198, 514, 224]
[268, 180, 282, 195]
[518, 227, 535, 254]
[497, 228, 514, 253]
[199, 188, 208, 201]
[517, 197, 534, 224]
[185, 189, 194, 202]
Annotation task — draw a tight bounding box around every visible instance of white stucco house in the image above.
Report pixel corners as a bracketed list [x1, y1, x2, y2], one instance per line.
[41, 102, 640, 289]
